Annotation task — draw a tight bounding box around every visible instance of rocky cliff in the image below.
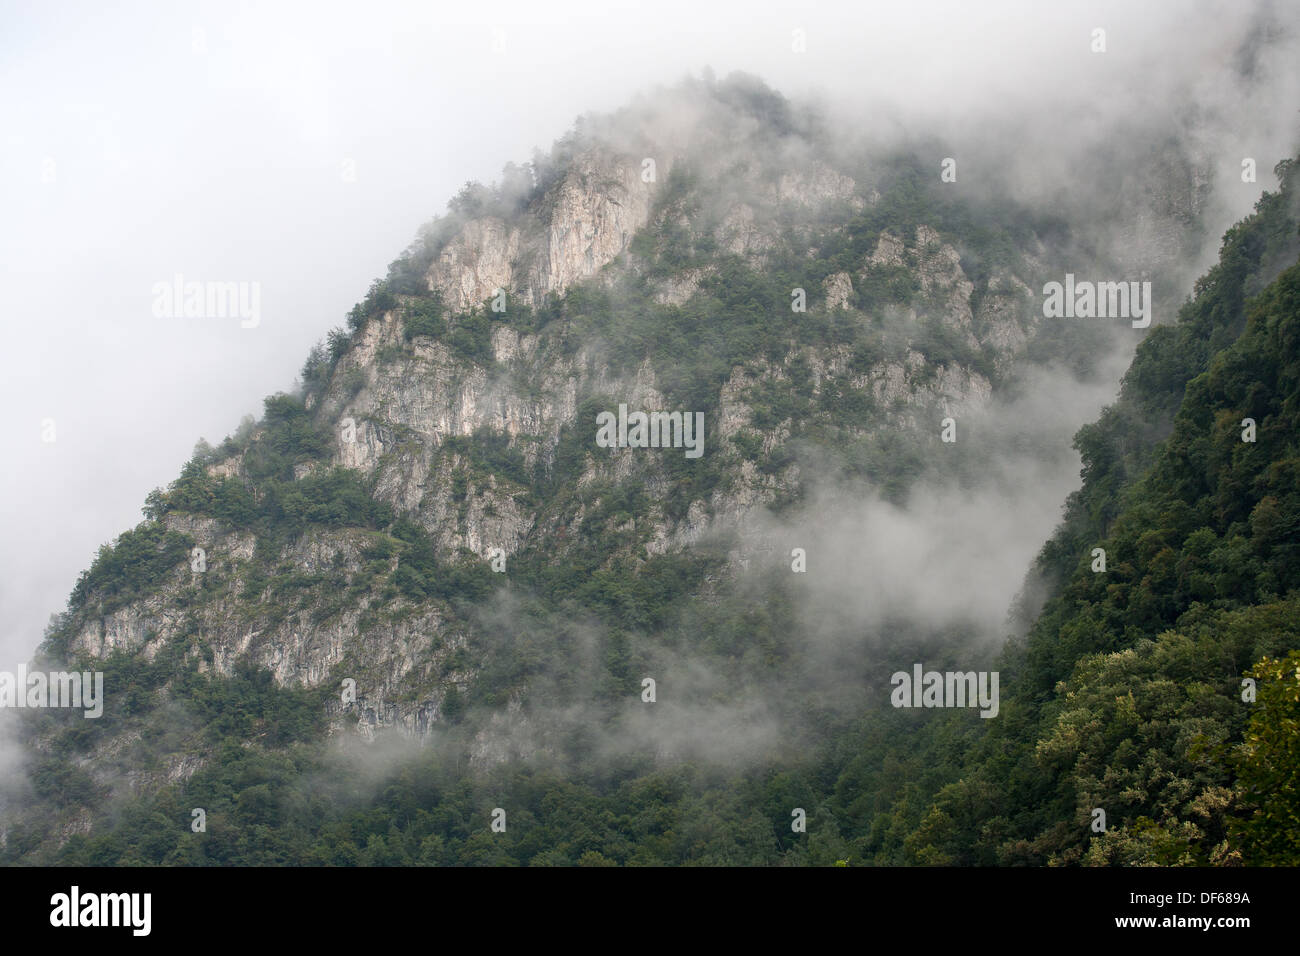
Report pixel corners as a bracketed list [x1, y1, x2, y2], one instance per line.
[24, 73, 1217, 820]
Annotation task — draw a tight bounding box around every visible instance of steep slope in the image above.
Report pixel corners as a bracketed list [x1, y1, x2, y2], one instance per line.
[0, 74, 1234, 865]
[897, 158, 1300, 866]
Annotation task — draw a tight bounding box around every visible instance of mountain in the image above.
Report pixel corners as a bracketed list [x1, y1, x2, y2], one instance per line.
[901, 157, 1300, 865]
[3, 73, 1295, 867]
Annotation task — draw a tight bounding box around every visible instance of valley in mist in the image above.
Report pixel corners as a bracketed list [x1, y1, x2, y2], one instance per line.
[1, 0, 1298, 871]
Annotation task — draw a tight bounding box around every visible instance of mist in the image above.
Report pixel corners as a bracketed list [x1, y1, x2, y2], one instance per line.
[2, 0, 1298, 795]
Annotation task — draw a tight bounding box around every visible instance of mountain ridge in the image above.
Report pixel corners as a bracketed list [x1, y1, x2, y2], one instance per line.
[6, 73, 1287, 866]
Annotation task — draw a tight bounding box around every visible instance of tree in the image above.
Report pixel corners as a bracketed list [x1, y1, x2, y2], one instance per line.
[1232, 650, 1300, 864]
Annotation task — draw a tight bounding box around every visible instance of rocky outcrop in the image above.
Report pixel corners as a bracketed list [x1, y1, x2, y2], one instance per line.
[975, 271, 1036, 375]
[869, 232, 905, 268]
[652, 267, 712, 305]
[55, 83, 1154, 774]
[426, 147, 661, 312]
[718, 202, 774, 261]
[426, 218, 525, 312]
[824, 271, 854, 310]
[67, 205, 1023, 762]
[776, 163, 863, 209]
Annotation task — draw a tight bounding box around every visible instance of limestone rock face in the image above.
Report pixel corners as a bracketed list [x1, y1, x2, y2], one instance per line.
[777, 163, 861, 208]
[54, 77, 1211, 781]
[976, 271, 1037, 375]
[64, 214, 1026, 767]
[426, 147, 659, 312]
[718, 203, 773, 260]
[869, 232, 905, 268]
[427, 218, 524, 312]
[824, 271, 854, 310]
[913, 225, 980, 350]
[653, 267, 711, 306]
[542, 149, 656, 295]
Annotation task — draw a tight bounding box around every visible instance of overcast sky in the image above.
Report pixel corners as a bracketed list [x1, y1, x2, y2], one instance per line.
[1, 0, 1296, 669]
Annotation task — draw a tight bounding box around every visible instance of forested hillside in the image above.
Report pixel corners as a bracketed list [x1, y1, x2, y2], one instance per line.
[902, 158, 1300, 866]
[2, 77, 1296, 867]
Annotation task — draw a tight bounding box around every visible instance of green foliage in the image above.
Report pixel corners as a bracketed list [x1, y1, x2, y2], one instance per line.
[300, 342, 332, 397]
[447, 309, 497, 365]
[67, 522, 192, 617]
[21, 127, 1300, 870]
[1035, 158, 1300, 599]
[442, 428, 530, 487]
[1232, 650, 1300, 864]
[403, 298, 447, 341]
[233, 394, 329, 483]
[175, 659, 328, 747]
[1025, 260, 1300, 694]
[897, 159, 1300, 867]
[388, 517, 495, 604]
[856, 264, 919, 312]
[349, 279, 397, 333]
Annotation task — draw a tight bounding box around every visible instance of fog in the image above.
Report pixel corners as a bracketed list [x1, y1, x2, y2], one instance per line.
[2, 0, 1297, 698]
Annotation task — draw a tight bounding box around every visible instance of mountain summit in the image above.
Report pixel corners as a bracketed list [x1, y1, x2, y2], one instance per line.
[6, 74, 1294, 867]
